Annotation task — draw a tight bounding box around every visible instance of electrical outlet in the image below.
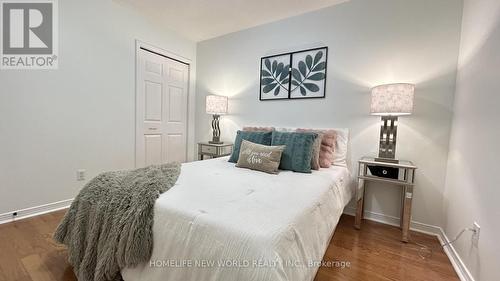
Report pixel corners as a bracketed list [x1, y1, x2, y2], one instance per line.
[472, 222, 480, 246]
[77, 169, 86, 181]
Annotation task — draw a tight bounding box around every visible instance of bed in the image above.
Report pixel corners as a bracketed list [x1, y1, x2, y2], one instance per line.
[122, 156, 353, 281]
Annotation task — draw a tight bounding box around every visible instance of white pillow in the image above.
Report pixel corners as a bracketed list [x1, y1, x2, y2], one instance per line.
[275, 127, 350, 167]
[329, 128, 349, 167]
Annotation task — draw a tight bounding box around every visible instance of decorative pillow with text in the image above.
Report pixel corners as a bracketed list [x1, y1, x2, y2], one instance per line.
[236, 140, 285, 174]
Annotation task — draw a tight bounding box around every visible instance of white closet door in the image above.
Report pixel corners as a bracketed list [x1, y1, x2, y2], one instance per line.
[136, 49, 189, 167]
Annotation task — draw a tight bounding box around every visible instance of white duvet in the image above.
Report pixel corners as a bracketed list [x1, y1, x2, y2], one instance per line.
[122, 157, 352, 281]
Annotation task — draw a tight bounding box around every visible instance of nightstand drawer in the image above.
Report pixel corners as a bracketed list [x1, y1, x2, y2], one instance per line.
[201, 145, 217, 154]
[368, 165, 399, 179]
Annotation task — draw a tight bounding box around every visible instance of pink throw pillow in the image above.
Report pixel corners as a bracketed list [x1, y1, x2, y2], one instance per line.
[297, 129, 336, 168]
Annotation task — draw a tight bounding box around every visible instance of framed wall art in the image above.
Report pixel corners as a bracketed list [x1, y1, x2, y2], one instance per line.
[259, 53, 290, 100]
[259, 47, 328, 101]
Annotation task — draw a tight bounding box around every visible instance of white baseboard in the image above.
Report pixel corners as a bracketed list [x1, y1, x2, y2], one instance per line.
[0, 199, 72, 225]
[343, 207, 475, 281]
[437, 228, 476, 281]
[343, 206, 441, 235]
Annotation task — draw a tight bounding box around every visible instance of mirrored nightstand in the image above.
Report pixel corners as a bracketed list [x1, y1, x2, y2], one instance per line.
[197, 142, 233, 160]
[354, 156, 417, 242]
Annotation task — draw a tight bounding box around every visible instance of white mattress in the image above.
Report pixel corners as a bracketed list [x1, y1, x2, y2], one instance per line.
[122, 157, 352, 281]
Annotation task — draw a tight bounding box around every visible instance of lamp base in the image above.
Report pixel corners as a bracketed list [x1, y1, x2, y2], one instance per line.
[378, 116, 398, 160]
[375, 157, 399, 164]
[210, 115, 223, 145]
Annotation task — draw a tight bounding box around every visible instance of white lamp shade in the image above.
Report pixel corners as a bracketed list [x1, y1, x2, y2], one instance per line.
[206, 95, 228, 115]
[370, 83, 415, 116]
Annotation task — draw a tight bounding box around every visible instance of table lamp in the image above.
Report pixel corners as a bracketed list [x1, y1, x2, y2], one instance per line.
[371, 83, 415, 163]
[206, 95, 228, 144]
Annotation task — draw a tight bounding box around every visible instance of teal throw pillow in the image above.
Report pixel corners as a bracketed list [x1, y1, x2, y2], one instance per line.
[271, 131, 318, 173]
[228, 130, 273, 163]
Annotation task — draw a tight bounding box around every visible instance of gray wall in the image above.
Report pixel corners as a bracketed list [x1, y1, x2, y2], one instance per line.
[195, 0, 463, 227]
[444, 0, 500, 280]
[0, 0, 197, 214]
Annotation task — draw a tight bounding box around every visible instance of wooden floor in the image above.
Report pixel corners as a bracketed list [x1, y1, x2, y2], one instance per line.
[0, 211, 459, 281]
[315, 215, 459, 281]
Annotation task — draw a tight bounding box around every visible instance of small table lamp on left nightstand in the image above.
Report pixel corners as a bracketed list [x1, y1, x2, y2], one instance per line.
[206, 95, 228, 144]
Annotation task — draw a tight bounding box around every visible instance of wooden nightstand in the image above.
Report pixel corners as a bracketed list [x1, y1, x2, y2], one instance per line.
[354, 156, 417, 242]
[197, 142, 233, 160]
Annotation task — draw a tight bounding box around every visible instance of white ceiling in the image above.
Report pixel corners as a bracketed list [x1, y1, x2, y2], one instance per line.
[116, 0, 348, 42]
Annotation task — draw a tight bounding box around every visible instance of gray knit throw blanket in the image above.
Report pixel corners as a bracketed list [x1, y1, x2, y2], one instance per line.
[54, 162, 181, 281]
